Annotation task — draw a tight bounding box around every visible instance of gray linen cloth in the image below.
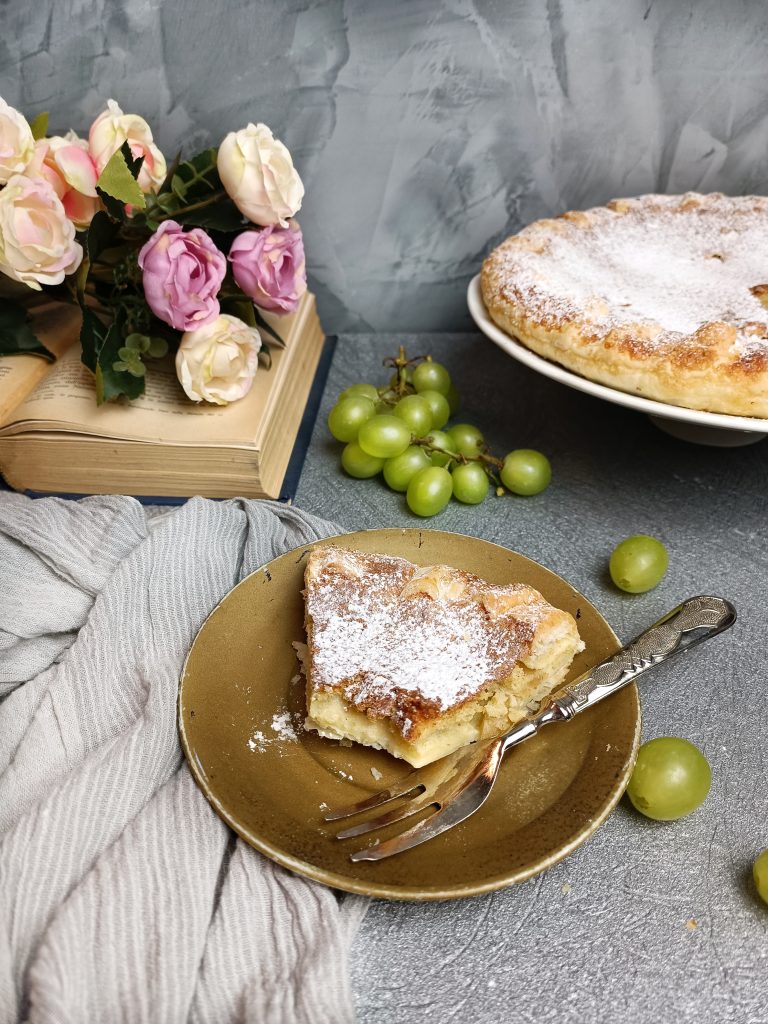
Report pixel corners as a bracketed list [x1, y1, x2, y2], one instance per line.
[0, 493, 368, 1024]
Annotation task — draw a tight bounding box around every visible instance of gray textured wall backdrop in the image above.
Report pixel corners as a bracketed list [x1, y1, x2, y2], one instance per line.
[3, 0, 768, 331]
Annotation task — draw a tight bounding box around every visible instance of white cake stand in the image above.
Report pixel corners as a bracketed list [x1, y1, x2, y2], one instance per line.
[467, 274, 768, 447]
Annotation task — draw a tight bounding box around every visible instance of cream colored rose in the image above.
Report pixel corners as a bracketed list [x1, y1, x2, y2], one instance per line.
[176, 314, 261, 405]
[217, 123, 304, 227]
[0, 175, 83, 289]
[88, 99, 167, 193]
[0, 98, 34, 183]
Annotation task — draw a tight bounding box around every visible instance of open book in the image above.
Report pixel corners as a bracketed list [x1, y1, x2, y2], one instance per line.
[0, 291, 325, 499]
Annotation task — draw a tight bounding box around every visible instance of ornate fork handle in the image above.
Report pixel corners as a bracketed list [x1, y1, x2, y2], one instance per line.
[550, 595, 737, 721]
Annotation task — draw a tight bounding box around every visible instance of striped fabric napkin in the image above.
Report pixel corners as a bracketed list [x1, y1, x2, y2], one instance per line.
[0, 494, 366, 1024]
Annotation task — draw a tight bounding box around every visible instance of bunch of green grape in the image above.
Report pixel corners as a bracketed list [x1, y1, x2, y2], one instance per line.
[327, 351, 551, 517]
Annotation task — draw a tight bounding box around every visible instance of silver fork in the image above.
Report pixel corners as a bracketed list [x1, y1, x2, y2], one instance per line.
[323, 595, 736, 862]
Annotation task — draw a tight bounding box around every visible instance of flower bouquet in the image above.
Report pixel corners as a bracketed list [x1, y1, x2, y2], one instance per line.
[0, 98, 307, 405]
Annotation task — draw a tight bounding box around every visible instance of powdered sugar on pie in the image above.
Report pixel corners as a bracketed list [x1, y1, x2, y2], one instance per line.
[481, 193, 768, 417]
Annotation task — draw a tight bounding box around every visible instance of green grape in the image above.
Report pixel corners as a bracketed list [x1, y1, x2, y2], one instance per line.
[413, 360, 451, 396]
[446, 382, 461, 415]
[327, 396, 376, 442]
[626, 737, 711, 820]
[500, 449, 552, 496]
[340, 383, 379, 402]
[389, 367, 414, 389]
[753, 849, 768, 904]
[393, 394, 433, 434]
[418, 389, 450, 429]
[609, 535, 668, 594]
[426, 430, 457, 467]
[341, 442, 385, 479]
[383, 446, 431, 492]
[358, 414, 411, 458]
[447, 423, 484, 457]
[406, 466, 453, 517]
[451, 462, 489, 505]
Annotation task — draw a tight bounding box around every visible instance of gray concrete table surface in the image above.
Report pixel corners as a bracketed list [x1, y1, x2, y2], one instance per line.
[295, 333, 768, 1024]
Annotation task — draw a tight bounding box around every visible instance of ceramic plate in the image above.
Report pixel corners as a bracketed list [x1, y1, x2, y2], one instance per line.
[467, 273, 768, 446]
[179, 529, 640, 901]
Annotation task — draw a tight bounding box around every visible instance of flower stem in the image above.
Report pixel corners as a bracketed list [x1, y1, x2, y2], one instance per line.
[158, 190, 228, 220]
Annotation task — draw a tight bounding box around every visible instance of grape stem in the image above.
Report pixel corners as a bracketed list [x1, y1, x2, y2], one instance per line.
[382, 345, 429, 398]
[413, 436, 504, 472]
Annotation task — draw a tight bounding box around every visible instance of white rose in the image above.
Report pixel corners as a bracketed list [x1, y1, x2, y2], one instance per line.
[217, 122, 304, 227]
[88, 98, 167, 193]
[176, 314, 261, 405]
[0, 98, 35, 184]
[0, 175, 83, 289]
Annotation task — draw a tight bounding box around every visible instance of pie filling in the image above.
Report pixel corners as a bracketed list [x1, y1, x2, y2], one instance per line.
[302, 546, 584, 768]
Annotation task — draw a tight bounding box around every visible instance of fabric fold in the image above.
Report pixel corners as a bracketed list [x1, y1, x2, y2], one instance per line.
[0, 495, 365, 1024]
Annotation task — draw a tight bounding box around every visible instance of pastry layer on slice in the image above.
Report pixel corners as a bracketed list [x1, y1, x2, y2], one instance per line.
[302, 546, 584, 767]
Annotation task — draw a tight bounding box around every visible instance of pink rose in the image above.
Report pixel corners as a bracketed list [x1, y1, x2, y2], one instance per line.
[228, 222, 307, 313]
[0, 174, 82, 289]
[138, 220, 226, 331]
[27, 134, 100, 228]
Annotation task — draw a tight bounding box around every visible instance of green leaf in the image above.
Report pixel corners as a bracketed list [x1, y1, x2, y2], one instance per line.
[126, 362, 146, 377]
[175, 197, 245, 233]
[29, 111, 49, 140]
[79, 306, 108, 373]
[147, 336, 168, 358]
[173, 148, 220, 202]
[154, 191, 178, 211]
[223, 298, 257, 329]
[112, 360, 130, 372]
[86, 210, 119, 265]
[124, 333, 146, 351]
[171, 174, 188, 200]
[96, 313, 146, 403]
[158, 150, 181, 195]
[97, 149, 145, 210]
[0, 300, 55, 361]
[253, 306, 287, 349]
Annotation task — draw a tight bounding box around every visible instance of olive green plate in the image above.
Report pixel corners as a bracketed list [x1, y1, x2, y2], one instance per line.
[179, 529, 640, 901]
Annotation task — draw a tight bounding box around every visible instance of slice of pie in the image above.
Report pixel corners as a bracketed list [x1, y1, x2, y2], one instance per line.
[302, 546, 584, 767]
[481, 192, 768, 417]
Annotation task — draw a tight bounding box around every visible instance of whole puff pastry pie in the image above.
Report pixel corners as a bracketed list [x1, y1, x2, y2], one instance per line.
[481, 192, 768, 417]
[302, 546, 584, 767]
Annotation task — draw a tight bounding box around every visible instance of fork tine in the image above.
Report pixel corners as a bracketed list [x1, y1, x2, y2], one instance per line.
[334, 793, 438, 839]
[349, 796, 477, 862]
[322, 776, 424, 821]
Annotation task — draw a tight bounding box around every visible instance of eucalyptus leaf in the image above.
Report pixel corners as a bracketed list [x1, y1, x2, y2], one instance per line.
[147, 336, 169, 358]
[0, 301, 55, 361]
[29, 111, 49, 140]
[96, 314, 146, 402]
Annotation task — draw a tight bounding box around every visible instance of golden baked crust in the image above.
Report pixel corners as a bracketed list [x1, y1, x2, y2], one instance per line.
[481, 192, 768, 417]
[302, 546, 583, 767]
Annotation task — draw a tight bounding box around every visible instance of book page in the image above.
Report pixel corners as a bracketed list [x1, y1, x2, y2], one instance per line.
[0, 304, 80, 424]
[1, 292, 315, 448]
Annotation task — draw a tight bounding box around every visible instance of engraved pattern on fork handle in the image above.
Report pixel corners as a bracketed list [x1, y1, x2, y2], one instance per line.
[551, 595, 737, 720]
